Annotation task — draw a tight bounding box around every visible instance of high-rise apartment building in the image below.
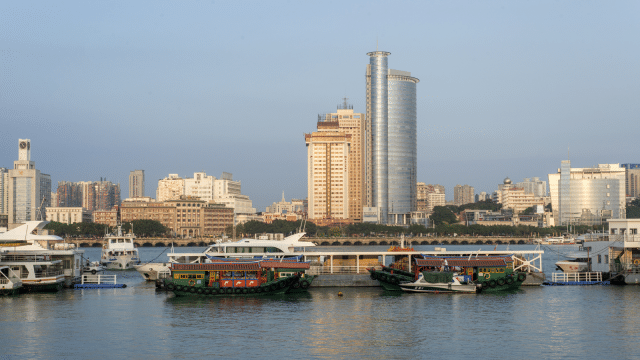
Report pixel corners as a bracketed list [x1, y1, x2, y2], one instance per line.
[129, 170, 145, 198]
[158, 172, 255, 215]
[317, 104, 366, 221]
[157, 174, 185, 201]
[7, 139, 51, 226]
[454, 184, 475, 206]
[621, 164, 640, 198]
[305, 123, 351, 221]
[0, 167, 8, 215]
[57, 181, 83, 207]
[366, 51, 419, 224]
[549, 161, 626, 226]
[57, 180, 120, 212]
[516, 177, 548, 198]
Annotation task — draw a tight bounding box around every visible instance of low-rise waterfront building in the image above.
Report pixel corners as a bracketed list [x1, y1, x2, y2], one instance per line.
[120, 196, 233, 238]
[93, 207, 119, 228]
[46, 207, 92, 224]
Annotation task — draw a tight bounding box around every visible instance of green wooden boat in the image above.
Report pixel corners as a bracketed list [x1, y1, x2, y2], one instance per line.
[369, 256, 527, 293]
[164, 260, 314, 296]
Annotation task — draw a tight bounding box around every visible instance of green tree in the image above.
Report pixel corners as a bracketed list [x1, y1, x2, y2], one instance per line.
[627, 199, 640, 219]
[430, 206, 459, 226]
[521, 206, 535, 215]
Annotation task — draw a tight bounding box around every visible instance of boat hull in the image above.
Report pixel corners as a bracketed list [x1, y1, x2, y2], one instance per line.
[135, 263, 170, 281]
[369, 268, 416, 291]
[400, 284, 478, 294]
[101, 255, 141, 270]
[165, 275, 299, 297]
[556, 261, 588, 273]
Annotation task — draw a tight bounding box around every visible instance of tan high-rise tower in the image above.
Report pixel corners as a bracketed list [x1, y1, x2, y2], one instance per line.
[316, 103, 366, 222]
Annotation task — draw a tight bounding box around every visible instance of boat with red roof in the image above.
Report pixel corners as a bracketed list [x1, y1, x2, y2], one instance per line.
[164, 259, 314, 296]
[369, 255, 527, 293]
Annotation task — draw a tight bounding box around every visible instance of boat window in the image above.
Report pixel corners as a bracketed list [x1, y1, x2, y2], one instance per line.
[233, 271, 245, 278]
[176, 273, 204, 279]
[246, 271, 258, 279]
[221, 271, 233, 279]
[118, 239, 124, 243]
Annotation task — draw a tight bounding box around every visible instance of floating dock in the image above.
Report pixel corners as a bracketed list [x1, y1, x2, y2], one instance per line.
[74, 274, 127, 289]
[544, 272, 610, 286]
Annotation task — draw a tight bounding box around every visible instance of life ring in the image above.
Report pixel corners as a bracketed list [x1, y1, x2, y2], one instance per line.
[189, 280, 196, 287]
[485, 273, 491, 280]
[634, 259, 640, 266]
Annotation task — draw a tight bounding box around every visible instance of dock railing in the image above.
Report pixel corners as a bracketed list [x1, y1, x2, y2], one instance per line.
[81, 274, 117, 285]
[552, 272, 602, 283]
[308, 265, 383, 275]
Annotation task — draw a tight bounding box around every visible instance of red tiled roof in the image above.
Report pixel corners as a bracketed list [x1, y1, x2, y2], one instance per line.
[414, 258, 446, 267]
[445, 258, 508, 267]
[171, 263, 261, 271]
[260, 261, 310, 269]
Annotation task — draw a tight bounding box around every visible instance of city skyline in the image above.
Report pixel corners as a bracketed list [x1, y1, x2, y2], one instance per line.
[2, 1, 639, 211]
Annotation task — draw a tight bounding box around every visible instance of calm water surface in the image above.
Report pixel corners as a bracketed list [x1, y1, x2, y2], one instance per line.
[2, 245, 640, 359]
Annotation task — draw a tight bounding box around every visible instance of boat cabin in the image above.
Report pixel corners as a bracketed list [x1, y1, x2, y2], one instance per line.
[413, 257, 515, 283]
[170, 261, 310, 289]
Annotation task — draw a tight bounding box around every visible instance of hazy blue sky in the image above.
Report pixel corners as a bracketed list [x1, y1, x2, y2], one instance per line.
[2, 1, 639, 210]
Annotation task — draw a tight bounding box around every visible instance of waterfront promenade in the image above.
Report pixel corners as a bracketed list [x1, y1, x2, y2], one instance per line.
[70, 235, 537, 248]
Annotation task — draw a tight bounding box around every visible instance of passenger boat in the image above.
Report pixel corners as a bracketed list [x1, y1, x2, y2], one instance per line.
[0, 253, 65, 292]
[164, 260, 313, 296]
[369, 256, 527, 293]
[0, 265, 22, 296]
[0, 221, 84, 287]
[136, 229, 314, 281]
[100, 225, 141, 270]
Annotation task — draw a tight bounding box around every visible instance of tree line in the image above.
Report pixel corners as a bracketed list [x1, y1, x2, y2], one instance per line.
[44, 220, 168, 238]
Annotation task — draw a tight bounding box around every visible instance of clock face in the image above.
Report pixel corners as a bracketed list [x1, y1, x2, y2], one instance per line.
[20, 141, 27, 149]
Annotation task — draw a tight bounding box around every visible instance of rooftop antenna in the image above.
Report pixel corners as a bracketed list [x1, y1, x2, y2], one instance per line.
[342, 97, 349, 109]
[376, 37, 378, 51]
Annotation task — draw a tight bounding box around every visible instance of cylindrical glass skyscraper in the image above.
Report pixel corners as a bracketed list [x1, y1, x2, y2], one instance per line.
[367, 51, 390, 224]
[388, 71, 419, 223]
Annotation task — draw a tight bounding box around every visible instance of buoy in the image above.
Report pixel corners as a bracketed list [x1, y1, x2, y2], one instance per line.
[338, 292, 343, 297]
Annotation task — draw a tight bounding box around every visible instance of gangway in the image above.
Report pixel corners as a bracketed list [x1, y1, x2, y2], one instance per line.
[74, 274, 127, 289]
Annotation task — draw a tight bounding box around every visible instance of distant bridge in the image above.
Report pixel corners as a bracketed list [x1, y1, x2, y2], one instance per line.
[71, 236, 535, 248]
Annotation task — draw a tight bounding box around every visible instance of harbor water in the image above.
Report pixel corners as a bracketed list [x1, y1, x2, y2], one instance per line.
[2, 245, 640, 359]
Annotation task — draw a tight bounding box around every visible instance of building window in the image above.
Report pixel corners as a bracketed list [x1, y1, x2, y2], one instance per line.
[605, 255, 609, 264]
[597, 254, 601, 264]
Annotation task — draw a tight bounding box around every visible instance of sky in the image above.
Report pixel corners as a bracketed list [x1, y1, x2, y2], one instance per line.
[1, 1, 639, 211]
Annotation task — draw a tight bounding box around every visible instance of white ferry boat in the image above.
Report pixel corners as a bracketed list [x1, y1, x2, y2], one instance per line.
[100, 225, 141, 270]
[0, 265, 23, 296]
[0, 253, 65, 292]
[0, 221, 84, 287]
[135, 230, 315, 281]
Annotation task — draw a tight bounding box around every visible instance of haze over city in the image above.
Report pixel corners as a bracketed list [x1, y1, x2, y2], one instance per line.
[2, 1, 639, 210]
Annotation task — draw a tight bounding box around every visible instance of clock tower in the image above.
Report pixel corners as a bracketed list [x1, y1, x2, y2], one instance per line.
[18, 139, 31, 161]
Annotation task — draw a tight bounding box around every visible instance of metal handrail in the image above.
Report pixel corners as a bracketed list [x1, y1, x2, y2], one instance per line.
[82, 274, 117, 285]
[308, 265, 383, 275]
[552, 272, 602, 282]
